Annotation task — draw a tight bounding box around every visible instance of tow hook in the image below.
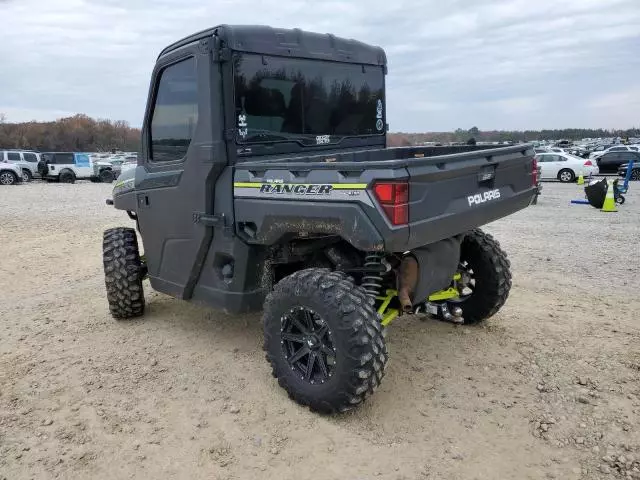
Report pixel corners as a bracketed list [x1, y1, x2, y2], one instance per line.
[418, 302, 464, 324]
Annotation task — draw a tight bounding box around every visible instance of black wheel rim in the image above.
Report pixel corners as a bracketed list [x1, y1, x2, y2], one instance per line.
[281, 306, 336, 385]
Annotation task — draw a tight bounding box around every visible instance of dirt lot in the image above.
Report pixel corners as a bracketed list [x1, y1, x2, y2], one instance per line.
[1, 181, 639, 480]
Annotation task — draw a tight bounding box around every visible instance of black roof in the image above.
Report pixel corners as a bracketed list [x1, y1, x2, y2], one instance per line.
[159, 25, 387, 67]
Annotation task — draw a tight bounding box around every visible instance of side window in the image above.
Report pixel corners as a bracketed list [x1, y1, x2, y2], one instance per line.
[75, 154, 91, 167]
[7, 152, 21, 161]
[600, 153, 618, 164]
[556, 155, 567, 162]
[23, 153, 38, 162]
[54, 153, 74, 164]
[150, 57, 198, 162]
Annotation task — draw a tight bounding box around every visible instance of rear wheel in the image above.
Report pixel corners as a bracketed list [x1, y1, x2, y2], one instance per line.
[60, 170, 76, 184]
[631, 169, 640, 181]
[0, 171, 18, 185]
[434, 229, 511, 325]
[263, 268, 387, 413]
[103, 227, 146, 319]
[558, 169, 575, 183]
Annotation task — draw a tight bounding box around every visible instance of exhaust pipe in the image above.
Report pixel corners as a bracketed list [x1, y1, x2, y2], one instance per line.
[397, 255, 418, 314]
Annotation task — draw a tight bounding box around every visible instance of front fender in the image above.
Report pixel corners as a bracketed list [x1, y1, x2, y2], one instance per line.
[112, 167, 138, 211]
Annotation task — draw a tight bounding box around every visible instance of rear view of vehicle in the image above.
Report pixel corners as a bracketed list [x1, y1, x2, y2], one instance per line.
[101, 24, 537, 414]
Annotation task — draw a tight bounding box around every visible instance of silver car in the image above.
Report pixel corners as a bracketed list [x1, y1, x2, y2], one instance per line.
[1, 150, 41, 181]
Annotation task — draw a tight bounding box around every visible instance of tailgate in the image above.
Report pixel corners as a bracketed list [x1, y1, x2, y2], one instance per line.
[406, 147, 536, 248]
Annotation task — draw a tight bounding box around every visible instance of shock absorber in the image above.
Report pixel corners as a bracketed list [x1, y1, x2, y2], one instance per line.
[361, 252, 385, 299]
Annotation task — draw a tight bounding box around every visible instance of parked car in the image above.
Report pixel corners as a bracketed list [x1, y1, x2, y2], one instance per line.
[38, 152, 117, 183]
[0, 161, 24, 185]
[1, 150, 40, 181]
[534, 152, 599, 182]
[597, 151, 640, 175]
[589, 145, 639, 160]
[618, 162, 640, 181]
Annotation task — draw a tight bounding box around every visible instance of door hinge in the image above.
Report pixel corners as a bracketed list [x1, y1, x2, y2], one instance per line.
[214, 46, 231, 63]
[193, 212, 224, 227]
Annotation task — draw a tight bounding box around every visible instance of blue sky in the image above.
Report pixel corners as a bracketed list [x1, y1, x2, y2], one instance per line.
[1, 0, 639, 131]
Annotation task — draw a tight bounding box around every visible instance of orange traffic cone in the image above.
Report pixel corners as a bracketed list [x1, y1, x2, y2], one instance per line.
[601, 181, 618, 213]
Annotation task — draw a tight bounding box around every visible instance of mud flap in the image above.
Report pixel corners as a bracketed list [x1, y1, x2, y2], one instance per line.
[410, 235, 463, 303]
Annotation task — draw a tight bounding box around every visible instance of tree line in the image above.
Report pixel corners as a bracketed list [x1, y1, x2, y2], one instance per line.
[2, 114, 638, 152]
[388, 126, 640, 147]
[0, 114, 140, 152]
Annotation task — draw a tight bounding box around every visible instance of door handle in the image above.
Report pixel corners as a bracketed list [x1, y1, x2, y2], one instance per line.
[137, 194, 150, 208]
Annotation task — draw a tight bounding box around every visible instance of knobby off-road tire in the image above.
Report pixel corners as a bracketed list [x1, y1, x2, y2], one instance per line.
[450, 228, 512, 324]
[263, 268, 387, 414]
[99, 169, 115, 183]
[59, 170, 76, 184]
[103, 227, 145, 319]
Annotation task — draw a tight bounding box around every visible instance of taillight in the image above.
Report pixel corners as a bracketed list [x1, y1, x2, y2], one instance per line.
[373, 181, 409, 226]
[532, 157, 538, 185]
[584, 160, 593, 166]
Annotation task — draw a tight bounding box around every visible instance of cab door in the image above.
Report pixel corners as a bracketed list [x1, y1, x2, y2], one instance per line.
[134, 39, 225, 300]
[74, 153, 94, 178]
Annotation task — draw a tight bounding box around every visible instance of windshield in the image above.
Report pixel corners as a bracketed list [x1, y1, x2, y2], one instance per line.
[233, 54, 385, 147]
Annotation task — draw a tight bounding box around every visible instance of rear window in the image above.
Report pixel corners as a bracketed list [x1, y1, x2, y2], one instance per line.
[23, 153, 38, 162]
[233, 54, 385, 146]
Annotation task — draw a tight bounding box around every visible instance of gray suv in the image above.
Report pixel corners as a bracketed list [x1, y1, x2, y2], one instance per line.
[1, 150, 41, 181]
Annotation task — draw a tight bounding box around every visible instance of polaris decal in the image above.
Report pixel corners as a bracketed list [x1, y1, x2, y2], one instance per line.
[468, 189, 501, 206]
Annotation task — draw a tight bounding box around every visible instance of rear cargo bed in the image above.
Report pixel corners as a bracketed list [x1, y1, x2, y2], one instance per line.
[234, 144, 537, 251]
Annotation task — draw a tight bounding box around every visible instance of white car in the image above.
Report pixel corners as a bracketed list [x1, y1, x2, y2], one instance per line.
[1, 150, 41, 181]
[0, 162, 24, 185]
[39, 152, 117, 183]
[589, 145, 639, 160]
[535, 152, 599, 182]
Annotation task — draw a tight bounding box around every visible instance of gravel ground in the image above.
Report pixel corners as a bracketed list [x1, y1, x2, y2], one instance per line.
[1, 180, 639, 480]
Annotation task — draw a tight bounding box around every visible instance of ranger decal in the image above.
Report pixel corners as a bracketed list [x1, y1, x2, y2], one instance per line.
[260, 184, 333, 195]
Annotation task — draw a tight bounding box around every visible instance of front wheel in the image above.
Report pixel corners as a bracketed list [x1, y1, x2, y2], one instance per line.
[631, 170, 640, 181]
[103, 227, 146, 319]
[0, 171, 18, 185]
[99, 169, 115, 183]
[558, 169, 575, 183]
[435, 229, 512, 324]
[22, 169, 33, 182]
[263, 268, 387, 413]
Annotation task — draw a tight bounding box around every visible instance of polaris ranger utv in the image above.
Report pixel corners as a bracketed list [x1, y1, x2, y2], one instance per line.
[103, 25, 537, 413]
